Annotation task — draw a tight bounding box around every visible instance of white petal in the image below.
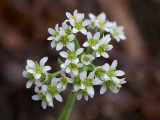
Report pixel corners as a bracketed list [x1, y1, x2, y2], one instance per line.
[66, 12, 72, 19]
[111, 60, 118, 68]
[96, 52, 100, 57]
[112, 77, 120, 84]
[48, 28, 54, 35]
[67, 78, 73, 83]
[54, 94, 63, 102]
[99, 12, 106, 21]
[80, 28, 87, 35]
[115, 70, 125, 76]
[106, 45, 113, 51]
[35, 86, 39, 93]
[80, 84, 85, 90]
[69, 19, 75, 26]
[22, 70, 28, 78]
[41, 101, 47, 109]
[34, 73, 41, 79]
[80, 71, 87, 81]
[87, 32, 92, 40]
[66, 67, 71, 73]
[83, 20, 89, 26]
[51, 41, 56, 48]
[83, 42, 89, 47]
[84, 95, 89, 101]
[40, 57, 48, 66]
[110, 85, 119, 93]
[102, 63, 109, 71]
[88, 72, 94, 78]
[76, 13, 84, 22]
[87, 86, 94, 98]
[48, 101, 53, 107]
[35, 80, 42, 87]
[73, 28, 78, 33]
[72, 58, 79, 64]
[89, 13, 96, 19]
[51, 78, 60, 86]
[66, 42, 75, 51]
[32, 95, 41, 101]
[60, 51, 68, 58]
[57, 82, 62, 88]
[77, 93, 82, 100]
[46, 93, 52, 102]
[26, 80, 33, 89]
[104, 74, 110, 81]
[68, 34, 75, 41]
[55, 24, 59, 31]
[76, 48, 84, 55]
[47, 36, 54, 40]
[100, 86, 107, 94]
[78, 63, 83, 68]
[27, 69, 34, 74]
[93, 78, 102, 85]
[73, 9, 78, 16]
[93, 32, 100, 40]
[27, 60, 35, 68]
[42, 85, 48, 92]
[102, 52, 109, 58]
[56, 43, 63, 51]
[72, 69, 78, 75]
[59, 30, 66, 36]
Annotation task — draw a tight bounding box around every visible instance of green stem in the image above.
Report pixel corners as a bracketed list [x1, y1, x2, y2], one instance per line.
[74, 38, 80, 49]
[58, 87, 76, 120]
[50, 71, 62, 79]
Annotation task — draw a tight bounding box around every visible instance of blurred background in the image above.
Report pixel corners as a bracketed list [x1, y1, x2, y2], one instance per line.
[0, 0, 160, 120]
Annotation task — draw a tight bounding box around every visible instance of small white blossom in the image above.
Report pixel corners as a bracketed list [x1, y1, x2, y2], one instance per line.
[61, 59, 83, 76]
[60, 42, 84, 61]
[68, 12, 89, 35]
[99, 60, 125, 94]
[107, 21, 126, 42]
[81, 54, 95, 65]
[73, 71, 101, 101]
[83, 32, 100, 50]
[95, 35, 113, 58]
[23, 57, 51, 88]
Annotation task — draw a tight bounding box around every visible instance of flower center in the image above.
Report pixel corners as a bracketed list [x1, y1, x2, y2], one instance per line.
[61, 76, 68, 85]
[107, 68, 116, 78]
[74, 75, 81, 85]
[69, 63, 78, 70]
[67, 50, 77, 60]
[97, 45, 106, 54]
[33, 63, 44, 73]
[74, 21, 83, 30]
[95, 68, 106, 78]
[59, 35, 70, 46]
[83, 56, 90, 62]
[88, 38, 98, 46]
[83, 77, 93, 86]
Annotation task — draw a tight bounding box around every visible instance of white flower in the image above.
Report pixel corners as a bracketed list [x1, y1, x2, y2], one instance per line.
[99, 60, 125, 94]
[23, 57, 51, 88]
[61, 59, 83, 75]
[83, 32, 100, 50]
[60, 42, 84, 61]
[69, 12, 89, 35]
[66, 9, 78, 20]
[73, 71, 101, 101]
[55, 72, 73, 91]
[95, 34, 113, 58]
[107, 21, 126, 42]
[81, 54, 95, 65]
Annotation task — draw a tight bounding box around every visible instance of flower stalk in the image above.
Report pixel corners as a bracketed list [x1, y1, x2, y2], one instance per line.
[58, 86, 76, 120]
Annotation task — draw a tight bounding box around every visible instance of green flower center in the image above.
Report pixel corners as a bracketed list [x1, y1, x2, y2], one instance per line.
[95, 68, 106, 78]
[113, 28, 119, 36]
[83, 77, 93, 86]
[65, 28, 72, 35]
[69, 63, 78, 70]
[74, 21, 83, 30]
[78, 89, 87, 95]
[67, 50, 77, 60]
[61, 76, 68, 85]
[88, 38, 98, 46]
[53, 31, 59, 38]
[74, 75, 81, 85]
[48, 85, 59, 95]
[106, 68, 116, 78]
[103, 80, 114, 88]
[97, 45, 106, 54]
[33, 63, 44, 74]
[98, 21, 105, 28]
[83, 56, 90, 62]
[59, 35, 70, 46]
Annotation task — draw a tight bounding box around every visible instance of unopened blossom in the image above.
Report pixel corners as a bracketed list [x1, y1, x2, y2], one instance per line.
[95, 35, 113, 58]
[69, 12, 89, 35]
[107, 21, 126, 42]
[73, 71, 101, 101]
[60, 42, 84, 61]
[23, 57, 51, 89]
[81, 54, 95, 65]
[83, 32, 100, 50]
[99, 60, 125, 94]
[61, 59, 83, 75]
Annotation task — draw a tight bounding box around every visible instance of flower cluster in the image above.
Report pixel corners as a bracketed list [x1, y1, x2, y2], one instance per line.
[23, 9, 126, 109]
